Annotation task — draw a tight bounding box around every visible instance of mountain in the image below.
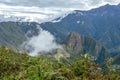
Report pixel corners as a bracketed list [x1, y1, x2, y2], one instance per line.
[0, 4, 119, 64]
[0, 21, 107, 64]
[0, 22, 39, 50]
[65, 32, 107, 63]
[0, 4, 120, 53]
[40, 4, 120, 54]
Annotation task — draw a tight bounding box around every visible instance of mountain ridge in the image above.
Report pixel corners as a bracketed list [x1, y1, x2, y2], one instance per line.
[65, 32, 107, 63]
[40, 3, 120, 54]
[0, 4, 119, 63]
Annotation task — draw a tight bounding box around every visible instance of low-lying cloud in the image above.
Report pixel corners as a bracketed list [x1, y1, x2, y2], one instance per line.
[22, 27, 62, 56]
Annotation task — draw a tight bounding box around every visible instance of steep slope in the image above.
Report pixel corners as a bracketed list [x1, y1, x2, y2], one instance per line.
[65, 32, 107, 63]
[40, 4, 120, 53]
[0, 22, 39, 50]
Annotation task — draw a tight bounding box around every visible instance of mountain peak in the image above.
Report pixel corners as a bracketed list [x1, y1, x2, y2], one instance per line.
[65, 32, 107, 63]
[68, 32, 82, 38]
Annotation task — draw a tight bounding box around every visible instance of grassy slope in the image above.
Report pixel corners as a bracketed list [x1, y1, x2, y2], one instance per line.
[0, 22, 39, 51]
[0, 22, 26, 49]
[0, 47, 120, 80]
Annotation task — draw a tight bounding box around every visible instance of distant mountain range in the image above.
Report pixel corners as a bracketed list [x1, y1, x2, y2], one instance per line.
[40, 4, 120, 54]
[0, 4, 120, 64]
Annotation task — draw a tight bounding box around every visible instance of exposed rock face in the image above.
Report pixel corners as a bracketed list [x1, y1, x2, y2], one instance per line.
[65, 32, 107, 63]
[66, 32, 83, 54]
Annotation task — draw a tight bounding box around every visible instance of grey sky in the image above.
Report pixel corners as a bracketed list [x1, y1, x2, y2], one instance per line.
[0, 0, 120, 8]
[0, 0, 120, 23]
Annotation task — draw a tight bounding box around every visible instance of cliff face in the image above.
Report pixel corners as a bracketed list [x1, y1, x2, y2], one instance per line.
[66, 32, 83, 54]
[65, 32, 107, 63]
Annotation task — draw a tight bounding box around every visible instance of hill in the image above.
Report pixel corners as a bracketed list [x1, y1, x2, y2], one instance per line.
[0, 22, 39, 50]
[0, 47, 120, 80]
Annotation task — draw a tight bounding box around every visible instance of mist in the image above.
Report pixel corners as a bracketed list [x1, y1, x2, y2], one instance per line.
[22, 27, 62, 56]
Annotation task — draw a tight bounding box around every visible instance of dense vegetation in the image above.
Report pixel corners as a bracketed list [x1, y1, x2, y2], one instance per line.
[0, 47, 120, 80]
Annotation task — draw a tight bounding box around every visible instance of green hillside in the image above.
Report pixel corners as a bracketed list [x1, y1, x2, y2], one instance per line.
[0, 22, 39, 50]
[0, 47, 120, 80]
[0, 22, 26, 49]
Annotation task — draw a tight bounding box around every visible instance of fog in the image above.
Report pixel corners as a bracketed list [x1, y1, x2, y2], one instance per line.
[22, 27, 62, 56]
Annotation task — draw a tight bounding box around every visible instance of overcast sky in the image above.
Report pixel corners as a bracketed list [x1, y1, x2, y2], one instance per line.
[0, 0, 120, 8]
[0, 0, 120, 22]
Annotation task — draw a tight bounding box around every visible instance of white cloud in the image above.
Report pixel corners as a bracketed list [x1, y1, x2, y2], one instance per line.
[22, 27, 62, 56]
[0, 0, 119, 8]
[0, 0, 119, 23]
[0, 3, 73, 23]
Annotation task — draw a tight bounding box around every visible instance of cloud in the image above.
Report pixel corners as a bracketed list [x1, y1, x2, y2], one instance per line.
[0, 0, 120, 9]
[0, 0, 120, 23]
[22, 26, 62, 56]
[0, 3, 73, 23]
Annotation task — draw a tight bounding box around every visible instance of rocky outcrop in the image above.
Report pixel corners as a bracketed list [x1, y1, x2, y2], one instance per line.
[65, 32, 107, 63]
